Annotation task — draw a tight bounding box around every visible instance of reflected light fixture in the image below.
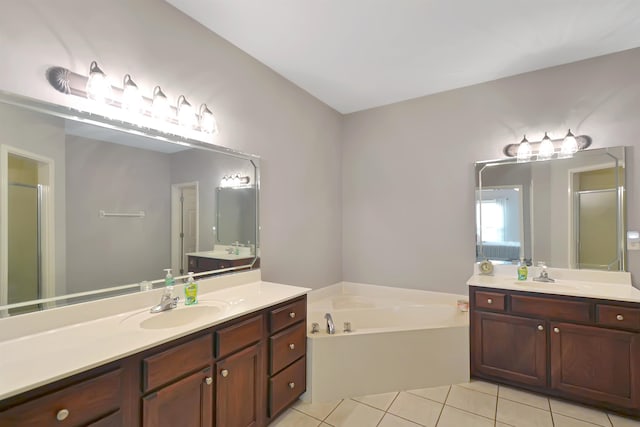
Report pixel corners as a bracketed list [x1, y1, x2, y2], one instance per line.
[199, 104, 218, 134]
[516, 135, 532, 163]
[220, 174, 251, 187]
[122, 74, 143, 113]
[177, 95, 196, 128]
[151, 86, 170, 121]
[537, 132, 555, 161]
[85, 61, 112, 103]
[559, 129, 578, 158]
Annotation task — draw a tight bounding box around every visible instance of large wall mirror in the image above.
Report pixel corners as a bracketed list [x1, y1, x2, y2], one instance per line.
[0, 91, 260, 316]
[475, 146, 626, 271]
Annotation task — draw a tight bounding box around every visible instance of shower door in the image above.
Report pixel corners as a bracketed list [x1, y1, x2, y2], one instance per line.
[575, 189, 618, 270]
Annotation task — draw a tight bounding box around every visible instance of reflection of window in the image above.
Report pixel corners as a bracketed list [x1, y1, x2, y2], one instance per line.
[477, 199, 505, 242]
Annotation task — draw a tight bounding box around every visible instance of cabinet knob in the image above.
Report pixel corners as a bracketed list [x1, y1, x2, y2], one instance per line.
[205, 376, 213, 385]
[56, 409, 70, 421]
[289, 343, 295, 350]
[537, 325, 544, 331]
[221, 369, 229, 377]
[289, 312, 296, 319]
[288, 382, 295, 389]
[487, 299, 493, 304]
[617, 314, 624, 321]
[553, 327, 560, 334]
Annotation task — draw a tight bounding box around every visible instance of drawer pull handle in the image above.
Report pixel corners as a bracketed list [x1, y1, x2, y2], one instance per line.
[221, 369, 229, 377]
[288, 382, 295, 389]
[289, 343, 295, 350]
[487, 299, 493, 304]
[205, 376, 213, 385]
[537, 325, 544, 331]
[289, 312, 296, 319]
[617, 314, 624, 321]
[553, 327, 560, 334]
[56, 409, 70, 421]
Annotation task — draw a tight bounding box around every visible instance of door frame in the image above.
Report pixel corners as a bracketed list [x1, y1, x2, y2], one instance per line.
[170, 182, 199, 276]
[0, 144, 55, 313]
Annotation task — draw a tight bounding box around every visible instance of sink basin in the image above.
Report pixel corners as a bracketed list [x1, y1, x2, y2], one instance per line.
[122, 301, 228, 330]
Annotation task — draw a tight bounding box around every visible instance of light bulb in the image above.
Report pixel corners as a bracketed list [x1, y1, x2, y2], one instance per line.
[86, 61, 112, 103]
[177, 95, 196, 128]
[152, 86, 170, 121]
[199, 104, 217, 134]
[516, 135, 532, 163]
[122, 74, 143, 113]
[537, 132, 555, 161]
[559, 129, 578, 158]
[221, 176, 229, 187]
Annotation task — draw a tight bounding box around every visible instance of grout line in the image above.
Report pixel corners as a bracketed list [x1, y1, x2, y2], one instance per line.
[443, 403, 497, 422]
[405, 389, 450, 406]
[321, 399, 344, 423]
[548, 398, 556, 427]
[433, 386, 453, 426]
[291, 407, 327, 423]
[458, 381, 499, 397]
[606, 413, 614, 427]
[494, 385, 500, 427]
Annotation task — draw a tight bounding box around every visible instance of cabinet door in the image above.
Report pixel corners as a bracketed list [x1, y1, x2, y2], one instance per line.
[142, 367, 213, 427]
[472, 311, 547, 387]
[216, 343, 263, 427]
[550, 322, 640, 408]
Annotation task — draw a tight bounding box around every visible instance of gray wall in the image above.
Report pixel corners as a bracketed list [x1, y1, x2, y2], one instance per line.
[0, 0, 343, 289]
[343, 48, 640, 293]
[65, 136, 171, 292]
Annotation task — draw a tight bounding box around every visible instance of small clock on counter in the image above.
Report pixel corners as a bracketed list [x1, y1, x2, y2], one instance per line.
[479, 259, 494, 275]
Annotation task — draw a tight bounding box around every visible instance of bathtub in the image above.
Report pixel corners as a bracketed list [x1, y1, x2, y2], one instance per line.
[304, 282, 469, 402]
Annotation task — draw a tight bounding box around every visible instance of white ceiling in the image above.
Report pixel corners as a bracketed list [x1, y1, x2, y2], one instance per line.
[167, 0, 640, 114]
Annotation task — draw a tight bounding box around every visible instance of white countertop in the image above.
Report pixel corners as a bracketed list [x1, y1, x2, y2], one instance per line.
[0, 276, 309, 401]
[467, 265, 640, 303]
[187, 250, 254, 261]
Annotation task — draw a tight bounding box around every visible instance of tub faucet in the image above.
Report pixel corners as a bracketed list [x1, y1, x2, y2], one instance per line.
[150, 289, 179, 313]
[324, 313, 336, 334]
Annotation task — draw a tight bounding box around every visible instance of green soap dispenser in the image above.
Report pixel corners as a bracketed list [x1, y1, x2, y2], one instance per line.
[517, 259, 528, 281]
[184, 272, 198, 306]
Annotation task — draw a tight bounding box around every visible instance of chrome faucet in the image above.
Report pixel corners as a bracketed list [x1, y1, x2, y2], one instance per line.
[324, 313, 336, 334]
[533, 262, 555, 283]
[150, 289, 179, 313]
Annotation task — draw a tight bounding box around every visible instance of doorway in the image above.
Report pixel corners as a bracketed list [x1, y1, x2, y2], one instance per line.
[171, 182, 199, 275]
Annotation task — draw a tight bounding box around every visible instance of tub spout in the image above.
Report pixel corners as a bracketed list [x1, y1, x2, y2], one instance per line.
[325, 313, 336, 334]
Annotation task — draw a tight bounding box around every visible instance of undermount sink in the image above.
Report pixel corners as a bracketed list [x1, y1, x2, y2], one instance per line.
[122, 300, 229, 330]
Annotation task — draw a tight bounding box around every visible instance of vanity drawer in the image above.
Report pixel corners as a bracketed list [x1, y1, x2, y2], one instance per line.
[269, 356, 306, 418]
[597, 305, 640, 330]
[511, 295, 591, 322]
[270, 297, 306, 333]
[216, 314, 263, 358]
[270, 322, 306, 374]
[143, 334, 212, 392]
[0, 369, 122, 427]
[474, 291, 506, 311]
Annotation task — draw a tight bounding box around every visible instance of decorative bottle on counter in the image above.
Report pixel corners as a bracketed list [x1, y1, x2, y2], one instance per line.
[517, 259, 528, 281]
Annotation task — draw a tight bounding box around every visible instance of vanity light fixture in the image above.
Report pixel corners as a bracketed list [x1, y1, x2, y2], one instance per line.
[45, 61, 219, 139]
[85, 61, 112, 103]
[220, 174, 251, 187]
[505, 132, 591, 160]
[537, 132, 555, 161]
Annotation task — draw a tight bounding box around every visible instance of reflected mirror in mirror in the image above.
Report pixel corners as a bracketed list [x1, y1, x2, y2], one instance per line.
[475, 146, 625, 271]
[0, 93, 260, 316]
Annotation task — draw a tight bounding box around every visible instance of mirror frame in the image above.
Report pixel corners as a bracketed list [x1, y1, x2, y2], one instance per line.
[0, 90, 261, 314]
[475, 146, 626, 271]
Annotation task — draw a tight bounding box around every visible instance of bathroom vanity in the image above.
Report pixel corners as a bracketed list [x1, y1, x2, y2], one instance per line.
[0, 275, 308, 427]
[187, 251, 259, 274]
[469, 271, 640, 417]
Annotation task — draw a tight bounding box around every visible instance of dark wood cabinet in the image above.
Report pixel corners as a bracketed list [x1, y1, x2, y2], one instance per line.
[188, 255, 259, 275]
[470, 286, 640, 417]
[0, 295, 307, 427]
[216, 344, 263, 427]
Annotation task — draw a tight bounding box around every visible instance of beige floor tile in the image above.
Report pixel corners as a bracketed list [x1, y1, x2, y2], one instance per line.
[445, 385, 497, 419]
[407, 385, 451, 403]
[352, 391, 398, 411]
[271, 409, 322, 427]
[294, 398, 343, 421]
[549, 399, 610, 426]
[437, 405, 494, 427]
[553, 413, 608, 427]
[497, 398, 553, 427]
[388, 392, 443, 427]
[378, 412, 424, 427]
[498, 385, 549, 410]
[496, 423, 516, 427]
[458, 379, 499, 396]
[609, 413, 640, 427]
[324, 399, 384, 427]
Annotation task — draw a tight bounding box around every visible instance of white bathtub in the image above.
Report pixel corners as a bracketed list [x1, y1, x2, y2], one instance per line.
[304, 282, 469, 402]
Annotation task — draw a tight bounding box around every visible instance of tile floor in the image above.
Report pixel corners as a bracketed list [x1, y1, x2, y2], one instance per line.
[271, 380, 640, 427]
